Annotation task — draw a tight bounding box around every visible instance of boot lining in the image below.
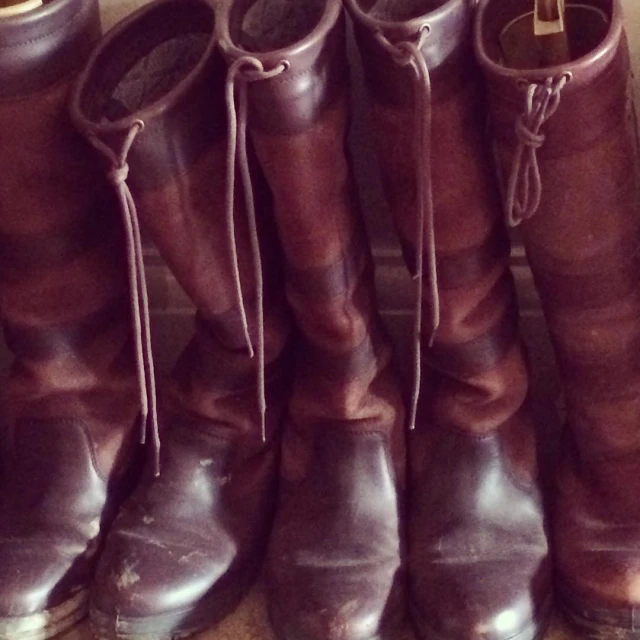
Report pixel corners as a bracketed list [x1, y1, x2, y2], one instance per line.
[480, 0, 612, 69]
[233, 0, 325, 53]
[106, 34, 208, 120]
[78, 0, 212, 124]
[365, 0, 447, 22]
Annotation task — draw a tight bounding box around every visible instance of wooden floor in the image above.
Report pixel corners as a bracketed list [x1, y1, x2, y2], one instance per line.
[59, 584, 577, 640]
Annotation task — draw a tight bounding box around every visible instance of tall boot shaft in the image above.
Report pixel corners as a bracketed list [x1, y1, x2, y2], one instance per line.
[218, 0, 403, 443]
[0, 0, 136, 429]
[476, 0, 640, 633]
[349, 0, 531, 436]
[349, 1, 550, 639]
[477, 0, 639, 462]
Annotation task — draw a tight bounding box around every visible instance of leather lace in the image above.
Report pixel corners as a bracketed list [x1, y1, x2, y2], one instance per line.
[375, 26, 435, 431]
[225, 55, 289, 442]
[505, 73, 572, 227]
[87, 122, 161, 476]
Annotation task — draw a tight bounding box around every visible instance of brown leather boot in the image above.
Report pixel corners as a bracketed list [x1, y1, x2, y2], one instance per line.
[346, 1, 552, 639]
[0, 1, 142, 638]
[70, 0, 293, 637]
[217, 2, 407, 639]
[476, 0, 640, 637]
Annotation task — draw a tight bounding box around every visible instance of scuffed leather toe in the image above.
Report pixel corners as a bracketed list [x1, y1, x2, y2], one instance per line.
[408, 426, 551, 640]
[270, 561, 403, 640]
[267, 427, 405, 640]
[92, 525, 234, 618]
[410, 560, 551, 640]
[90, 424, 277, 639]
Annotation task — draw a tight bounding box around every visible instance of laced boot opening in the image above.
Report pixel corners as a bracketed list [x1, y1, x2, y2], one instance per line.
[481, 0, 611, 70]
[362, 0, 446, 22]
[233, 0, 325, 52]
[76, 0, 212, 124]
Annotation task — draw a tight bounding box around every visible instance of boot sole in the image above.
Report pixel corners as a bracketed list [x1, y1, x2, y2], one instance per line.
[0, 590, 88, 640]
[560, 591, 640, 639]
[409, 596, 553, 640]
[90, 567, 256, 640]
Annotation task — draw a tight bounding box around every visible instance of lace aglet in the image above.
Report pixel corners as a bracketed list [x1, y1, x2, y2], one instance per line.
[260, 399, 267, 443]
[408, 404, 418, 431]
[154, 447, 161, 477]
[140, 411, 148, 445]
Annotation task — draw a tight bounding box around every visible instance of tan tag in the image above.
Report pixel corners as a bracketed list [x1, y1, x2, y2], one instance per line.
[0, 0, 43, 17]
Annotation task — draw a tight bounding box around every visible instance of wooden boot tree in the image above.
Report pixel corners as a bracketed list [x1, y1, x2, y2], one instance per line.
[535, 0, 571, 64]
[500, 0, 571, 69]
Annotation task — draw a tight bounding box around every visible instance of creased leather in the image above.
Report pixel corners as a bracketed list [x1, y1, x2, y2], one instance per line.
[476, 0, 640, 634]
[348, 0, 551, 638]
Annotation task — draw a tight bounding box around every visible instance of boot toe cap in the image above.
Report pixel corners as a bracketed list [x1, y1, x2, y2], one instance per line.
[92, 524, 238, 616]
[269, 561, 404, 640]
[410, 559, 551, 640]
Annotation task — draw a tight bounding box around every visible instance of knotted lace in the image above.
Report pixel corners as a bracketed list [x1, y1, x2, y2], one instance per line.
[225, 55, 289, 442]
[505, 73, 572, 227]
[375, 26, 435, 431]
[87, 122, 161, 476]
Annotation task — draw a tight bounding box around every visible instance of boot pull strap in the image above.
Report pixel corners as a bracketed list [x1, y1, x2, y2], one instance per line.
[375, 26, 436, 432]
[225, 56, 289, 443]
[505, 72, 571, 227]
[87, 122, 161, 477]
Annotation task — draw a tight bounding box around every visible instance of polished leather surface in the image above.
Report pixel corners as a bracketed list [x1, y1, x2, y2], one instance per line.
[72, 1, 292, 636]
[218, 2, 406, 639]
[348, 0, 551, 638]
[0, 1, 140, 636]
[270, 427, 404, 640]
[476, 0, 640, 635]
[0, 418, 138, 617]
[0, 0, 101, 97]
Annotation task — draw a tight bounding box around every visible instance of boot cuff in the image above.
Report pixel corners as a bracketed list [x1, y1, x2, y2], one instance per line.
[0, 0, 100, 98]
[474, 0, 624, 95]
[69, 0, 224, 188]
[346, 0, 470, 71]
[216, 0, 347, 134]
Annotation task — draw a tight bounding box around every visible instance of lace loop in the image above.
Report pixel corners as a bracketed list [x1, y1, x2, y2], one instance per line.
[108, 163, 130, 185]
[376, 27, 435, 432]
[225, 55, 288, 442]
[87, 120, 161, 477]
[505, 73, 572, 227]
